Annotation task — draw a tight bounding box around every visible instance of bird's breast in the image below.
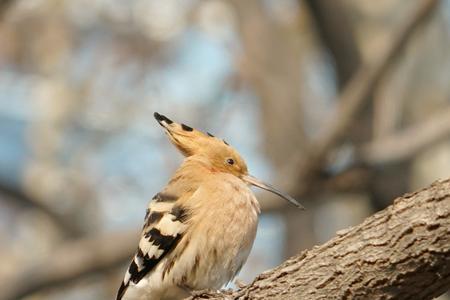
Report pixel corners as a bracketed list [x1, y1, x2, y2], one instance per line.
[180, 175, 260, 289]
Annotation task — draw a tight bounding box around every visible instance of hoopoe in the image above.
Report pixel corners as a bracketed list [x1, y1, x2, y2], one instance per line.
[117, 112, 303, 300]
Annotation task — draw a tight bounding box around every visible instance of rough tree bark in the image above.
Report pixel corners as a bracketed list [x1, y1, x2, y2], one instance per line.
[189, 178, 450, 300]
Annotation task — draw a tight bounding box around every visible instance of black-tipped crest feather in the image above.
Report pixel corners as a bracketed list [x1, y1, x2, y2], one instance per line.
[154, 112, 173, 125]
[181, 123, 193, 131]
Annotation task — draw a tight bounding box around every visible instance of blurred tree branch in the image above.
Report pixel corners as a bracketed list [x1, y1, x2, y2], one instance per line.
[189, 178, 450, 300]
[233, 0, 439, 212]
[1, 230, 137, 300]
[230, 0, 315, 256]
[303, 0, 361, 87]
[313, 104, 450, 195]
[0, 0, 14, 17]
[0, 181, 81, 236]
[291, 0, 439, 196]
[244, 0, 438, 211]
[231, 0, 308, 169]
[360, 105, 450, 165]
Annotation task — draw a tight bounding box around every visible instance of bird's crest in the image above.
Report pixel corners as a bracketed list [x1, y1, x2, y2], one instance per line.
[154, 112, 230, 157]
[152, 112, 303, 209]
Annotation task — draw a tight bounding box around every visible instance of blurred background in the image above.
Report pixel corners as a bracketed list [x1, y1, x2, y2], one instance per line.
[1, 0, 450, 299]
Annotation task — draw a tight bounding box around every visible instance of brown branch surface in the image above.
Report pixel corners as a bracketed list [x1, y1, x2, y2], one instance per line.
[189, 178, 450, 300]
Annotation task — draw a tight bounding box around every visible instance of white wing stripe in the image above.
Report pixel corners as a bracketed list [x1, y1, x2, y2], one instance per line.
[157, 213, 185, 237]
[138, 240, 165, 259]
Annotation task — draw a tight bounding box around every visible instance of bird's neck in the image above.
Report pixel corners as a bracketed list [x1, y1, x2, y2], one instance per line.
[163, 157, 212, 197]
[181, 155, 219, 174]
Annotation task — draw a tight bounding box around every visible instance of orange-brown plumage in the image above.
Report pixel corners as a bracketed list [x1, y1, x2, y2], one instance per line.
[117, 113, 303, 300]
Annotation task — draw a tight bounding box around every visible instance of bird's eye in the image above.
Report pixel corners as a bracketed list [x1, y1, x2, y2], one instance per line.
[226, 158, 235, 165]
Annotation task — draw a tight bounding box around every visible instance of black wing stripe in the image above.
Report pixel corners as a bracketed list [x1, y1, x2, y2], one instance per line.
[129, 231, 182, 283]
[117, 281, 128, 300]
[116, 205, 189, 300]
[144, 211, 164, 227]
[153, 192, 178, 202]
[117, 232, 182, 299]
[129, 248, 161, 283]
[144, 228, 178, 248]
[171, 205, 189, 222]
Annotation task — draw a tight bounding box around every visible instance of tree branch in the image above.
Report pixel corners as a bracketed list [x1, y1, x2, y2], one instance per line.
[0, 0, 14, 17]
[4, 179, 450, 300]
[359, 105, 450, 165]
[303, 0, 361, 87]
[0, 1, 444, 298]
[292, 0, 439, 194]
[230, 0, 308, 169]
[0, 182, 82, 236]
[189, 178, 450, 300]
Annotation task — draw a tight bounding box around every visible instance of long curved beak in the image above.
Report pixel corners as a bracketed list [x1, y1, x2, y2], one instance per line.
[242, 175, 305, 209]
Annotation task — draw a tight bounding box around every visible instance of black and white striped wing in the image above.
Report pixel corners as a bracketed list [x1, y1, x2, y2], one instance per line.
[116, 193, 189, 300]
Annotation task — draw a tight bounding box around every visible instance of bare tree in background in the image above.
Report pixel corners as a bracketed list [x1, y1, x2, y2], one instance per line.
[1, 0, 450, 299]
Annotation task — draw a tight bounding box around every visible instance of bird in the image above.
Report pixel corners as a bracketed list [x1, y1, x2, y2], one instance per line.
[117, 112, 304, 300]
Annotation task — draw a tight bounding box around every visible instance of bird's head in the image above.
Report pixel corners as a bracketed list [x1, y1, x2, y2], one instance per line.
[154, 112, 304, 209]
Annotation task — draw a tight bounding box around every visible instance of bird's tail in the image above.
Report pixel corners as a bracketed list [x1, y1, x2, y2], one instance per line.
[116, 280, 129, 300]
